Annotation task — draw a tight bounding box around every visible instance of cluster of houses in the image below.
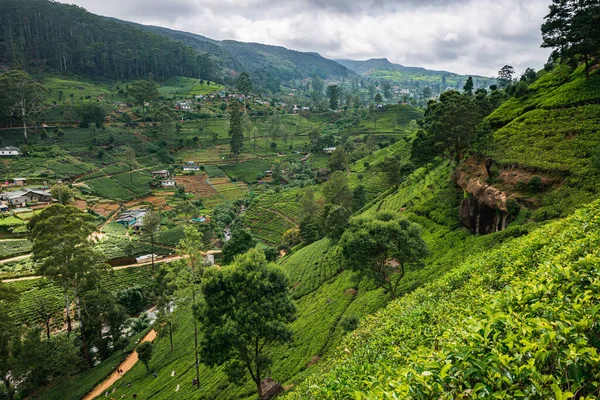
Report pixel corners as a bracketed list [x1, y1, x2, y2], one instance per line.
[174, 101, 194, 111]
[152, 170, 176, 187]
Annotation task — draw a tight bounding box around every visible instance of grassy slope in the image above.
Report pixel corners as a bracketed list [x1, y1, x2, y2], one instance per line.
[282, 62, 600, 398]
[487, 64, 600, 220]
[287, 197, 600, 399]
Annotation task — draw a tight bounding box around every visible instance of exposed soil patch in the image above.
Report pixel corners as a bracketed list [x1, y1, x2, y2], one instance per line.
[92, 202, 120, 217]
[125, 194, 173, 210]
[175, 173, 218, 197]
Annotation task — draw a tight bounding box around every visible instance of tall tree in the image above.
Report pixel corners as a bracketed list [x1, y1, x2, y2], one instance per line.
[129, 77, 159, 117]
[463, 77, 474, 95]
[340, 212, 428, 299]
[410, 130, 436, 170]
[383, 82, 392, 100]
[323, 171, 352, 209]
[141, 210, 161, 271]
[497, 65, 515, 88]
[542, 0, 600, 79]
[424, 90, 481, 162]
[174, 225, 205, 388]
[328, 147, 348, 172]
[236, 72, 253, 112]
[0, 70, 47, 143]
[378, 154, 403, 187]
[196, 249, 296, 398]
[311, 76, 325, 105]
[374, 93, 383, 105]
[326, 85, 340, 110]
[136, 342, 153, 372]
[28, 205, 107, 366]
[229, 101, 244, 163]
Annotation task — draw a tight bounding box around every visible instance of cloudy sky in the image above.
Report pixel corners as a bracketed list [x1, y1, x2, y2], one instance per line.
[57, 0, 552, 77]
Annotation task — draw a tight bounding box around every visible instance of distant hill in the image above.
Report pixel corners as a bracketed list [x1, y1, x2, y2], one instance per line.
[125, 23, 355, 86]
[336, 58, 496, 89]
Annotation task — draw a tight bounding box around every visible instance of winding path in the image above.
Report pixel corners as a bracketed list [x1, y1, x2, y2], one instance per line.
[83, 329, 157, 400]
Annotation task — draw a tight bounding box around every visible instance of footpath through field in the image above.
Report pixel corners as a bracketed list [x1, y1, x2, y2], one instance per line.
[83, 329, 157, 400]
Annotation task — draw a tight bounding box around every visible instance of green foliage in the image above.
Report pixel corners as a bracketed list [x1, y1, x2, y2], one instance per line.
[0, 0, 204, 81]
[196, 249, 296, 397]
[327, 147, 348, 172]
[288, 199, 600, 399]
[77, 102, 106, 128]
[136, 342, 153, 372]
[222, 229, 257, 264]
[340, 212, 428, 299]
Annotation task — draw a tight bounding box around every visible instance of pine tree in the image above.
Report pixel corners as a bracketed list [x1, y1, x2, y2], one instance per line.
[229, 102, 244, 163]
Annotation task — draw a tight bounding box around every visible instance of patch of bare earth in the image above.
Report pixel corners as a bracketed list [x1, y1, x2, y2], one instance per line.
[176, 173, 219, 197]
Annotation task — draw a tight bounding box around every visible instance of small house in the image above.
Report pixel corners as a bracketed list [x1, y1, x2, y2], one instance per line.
[116, 208, 147, 227]
[323, 147, 336, 154]
[1, 189, 53, 207]
[183, 162, 200, 171]
[161, 179, 176, 187]
[0, 204, 9, 212]
[152, 170, 170, 178]
[0, 147, 20, 156]
[13, 178, 27, 187]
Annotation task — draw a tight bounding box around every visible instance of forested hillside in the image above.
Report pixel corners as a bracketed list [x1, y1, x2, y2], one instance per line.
[131, 23, 354, 86]
[0, 0, 207, 81]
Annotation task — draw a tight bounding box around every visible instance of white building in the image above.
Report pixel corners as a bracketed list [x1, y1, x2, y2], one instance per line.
[161, 179, 176, 187]
[0, 147, 20, 156]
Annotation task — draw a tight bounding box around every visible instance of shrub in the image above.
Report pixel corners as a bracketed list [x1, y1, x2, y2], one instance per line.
[527, 176, 543, 193]
[340, 315, 359, 332]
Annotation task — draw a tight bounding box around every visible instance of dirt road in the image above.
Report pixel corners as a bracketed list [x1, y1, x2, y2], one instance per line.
[83, 329, 157, 400]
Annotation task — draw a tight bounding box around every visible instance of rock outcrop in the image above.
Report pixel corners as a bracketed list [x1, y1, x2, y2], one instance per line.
[455, 170, 511, 234]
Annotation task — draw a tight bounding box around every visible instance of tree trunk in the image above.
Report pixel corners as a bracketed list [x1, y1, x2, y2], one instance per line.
[75, 290, 92, 367]
[192, 289, 200, 388]
[23, 120, 27, 143]
[151, 234, 155, 271]
[64, 293, 72, 333]
[255, 338, 262, 398]
[45, 319, 51, 340]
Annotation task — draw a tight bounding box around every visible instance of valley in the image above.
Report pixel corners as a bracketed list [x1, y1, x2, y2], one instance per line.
[0, 0, 599, 399]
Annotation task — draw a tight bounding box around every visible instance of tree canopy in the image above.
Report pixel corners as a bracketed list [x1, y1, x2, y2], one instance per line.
[340, 212, 428, 299]
[196, 249, 296, 398]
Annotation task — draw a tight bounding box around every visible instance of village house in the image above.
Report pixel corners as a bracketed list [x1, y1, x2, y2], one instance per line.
[152, 170, 170, 178]
[116, 208, 147, 228]
[182, 161, 200, 171]
[161, 179, 176, 187]
[12, 178, 27, 187]
[0, 147, 21, 156]
[0, 189, 53, 208]
[323, 147, 337, 154]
